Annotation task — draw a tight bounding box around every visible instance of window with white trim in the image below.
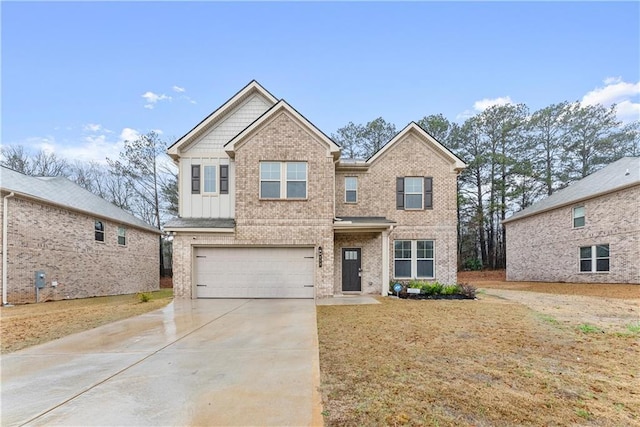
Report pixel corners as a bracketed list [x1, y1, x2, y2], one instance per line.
[260, 162, 307, 199]
[404, 177, 423, 209]
[203, 165, 217, 194]
[394, 240, 435, 278]
[573, 206, 585, 228]
[345, 177, 357, 203]
[117, 227, 127, 246]
[95, 220, 105, 242]
[579, 244, 609, 272]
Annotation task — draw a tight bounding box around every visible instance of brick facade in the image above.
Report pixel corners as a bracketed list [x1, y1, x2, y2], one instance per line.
[505, 185, 640, 284]
[168, 84, 464, 299]
[335, 131, 460, 288]
[1, 195, 159, 304]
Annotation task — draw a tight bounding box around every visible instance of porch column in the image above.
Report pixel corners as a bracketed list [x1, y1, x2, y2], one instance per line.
[381, 228, 390, 296]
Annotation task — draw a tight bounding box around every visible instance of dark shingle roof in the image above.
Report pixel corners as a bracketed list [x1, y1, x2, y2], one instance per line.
[0, 166, 160, 233]
[163, 217, 236, 229]
[503, 157, 640, 224]
[335, 217, 396, 224]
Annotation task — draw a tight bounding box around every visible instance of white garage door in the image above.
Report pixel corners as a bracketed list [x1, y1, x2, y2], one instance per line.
[194, 247, 315, 298]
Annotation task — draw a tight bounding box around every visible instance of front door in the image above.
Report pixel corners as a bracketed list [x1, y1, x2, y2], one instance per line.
[342, 248, 362, 292]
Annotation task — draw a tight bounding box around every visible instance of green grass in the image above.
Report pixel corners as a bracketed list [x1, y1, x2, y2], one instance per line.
[537, 314, 560, 325]
[578, 324, 603, 334]
[626, 322, 640, 334]
[575, 408, 591, 420]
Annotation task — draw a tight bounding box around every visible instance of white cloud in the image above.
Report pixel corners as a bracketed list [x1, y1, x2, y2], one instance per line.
[172, 85, 185, 93]
[83, 123, 102, 132]
[473, 96, 513, 112]
[120, 127, 141, 142]
[141, 91, 171, 109]
[581, 77, 640, 123]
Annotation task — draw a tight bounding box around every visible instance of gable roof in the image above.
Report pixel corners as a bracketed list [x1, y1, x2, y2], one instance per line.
[0, 166, 160, 233]
[503, 156, 640, 224]
[224, 99, 341, 160]
[167, 80, 278, 160]
[365, 122, 467, 171]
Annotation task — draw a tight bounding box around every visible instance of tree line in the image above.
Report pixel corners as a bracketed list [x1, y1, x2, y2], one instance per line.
[332, 101, 639, 269]
[3, 100, 638, 271]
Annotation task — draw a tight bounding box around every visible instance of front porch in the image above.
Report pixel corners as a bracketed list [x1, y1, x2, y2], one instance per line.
[333, 217, 395, 297]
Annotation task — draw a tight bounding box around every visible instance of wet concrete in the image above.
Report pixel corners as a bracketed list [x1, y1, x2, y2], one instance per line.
[1, 299, 323, 426]
[316, 295, 381, 306]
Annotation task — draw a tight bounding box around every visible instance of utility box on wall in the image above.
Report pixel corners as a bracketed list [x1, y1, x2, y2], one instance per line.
[35, 271, 46, 289]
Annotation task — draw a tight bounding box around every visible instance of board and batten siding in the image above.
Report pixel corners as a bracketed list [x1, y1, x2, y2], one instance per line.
[179, 157, 235, 218]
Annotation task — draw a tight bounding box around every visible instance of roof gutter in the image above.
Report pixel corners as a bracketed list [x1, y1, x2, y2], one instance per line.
[3, 192, 15, 306]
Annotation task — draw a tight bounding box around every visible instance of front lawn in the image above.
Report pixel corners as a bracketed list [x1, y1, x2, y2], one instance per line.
[317, 296, 639, 426]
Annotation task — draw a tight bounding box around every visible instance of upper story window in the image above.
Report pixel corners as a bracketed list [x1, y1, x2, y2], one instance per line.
[203, 165, 217, 194]
[573, 206, 585, 228]
[345, 177, 357, 203]
[579, 244, 609, 272]
[117, 227, 127, 246]
[95, 220, 105, 242]
[260, 162, 307, 199]
[396, 177, 433, 210]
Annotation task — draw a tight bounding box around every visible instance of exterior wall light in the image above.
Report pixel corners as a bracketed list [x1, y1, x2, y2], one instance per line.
[318, 246, 323, 268]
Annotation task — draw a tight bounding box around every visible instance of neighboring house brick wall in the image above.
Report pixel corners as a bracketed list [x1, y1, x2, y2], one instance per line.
[3, 196, 159, 303]
[506, 185, 640, 284]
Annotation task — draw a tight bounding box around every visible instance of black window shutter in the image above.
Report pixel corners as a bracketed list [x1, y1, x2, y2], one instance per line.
[424, 177, 433, 209]
[396, 177, 404, 210]
[220, 165, 229, 194]
[191, 165, 200, 194]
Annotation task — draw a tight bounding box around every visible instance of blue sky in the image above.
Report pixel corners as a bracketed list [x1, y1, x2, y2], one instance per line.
[2, 1, 639, 164]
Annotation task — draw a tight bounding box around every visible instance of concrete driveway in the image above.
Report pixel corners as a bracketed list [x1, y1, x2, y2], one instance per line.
[1, 299, 323, 426]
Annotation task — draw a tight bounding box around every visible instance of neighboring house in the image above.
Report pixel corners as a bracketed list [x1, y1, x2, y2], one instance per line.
[503, 157, 640, 284]
[165, 81, 466, 299]
[0, 166, 161, 304]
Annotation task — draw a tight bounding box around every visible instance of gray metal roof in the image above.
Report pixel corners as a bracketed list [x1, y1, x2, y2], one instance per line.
[335, 216, 396, 224]
[503, 157, 640, 224]
[0, 166, 160, 233]
[164, 217, 236, 229]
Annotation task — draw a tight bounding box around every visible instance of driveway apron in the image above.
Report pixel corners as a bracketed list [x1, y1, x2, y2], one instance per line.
[1, 299, 323, 426]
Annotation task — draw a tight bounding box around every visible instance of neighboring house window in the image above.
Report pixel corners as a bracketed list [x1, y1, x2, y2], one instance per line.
[345, 177, 357, 203]
[260, 162, 307, 199]
[573, 206, 585, 228]
[117, 227, 126, 246]
[191, 165, 201, 194]
[95, 220, 105, 242]
[396, 177, 433, 210]
[203, 165, 217, 194]
[394, 240, 435, 278]
[579, 244, 609, 272]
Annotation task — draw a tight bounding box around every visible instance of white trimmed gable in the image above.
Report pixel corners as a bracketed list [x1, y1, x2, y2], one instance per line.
[183, 93, 272, 154]
[366, 122, 466, 171]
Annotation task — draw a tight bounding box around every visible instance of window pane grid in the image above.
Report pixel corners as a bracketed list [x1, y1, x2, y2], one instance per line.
[579, 244, 609, 273]
[404, 177, 423, 209]
[394, 240, 435, 279]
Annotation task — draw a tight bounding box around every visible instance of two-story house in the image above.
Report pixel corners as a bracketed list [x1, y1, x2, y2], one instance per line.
[503, 156, 640, 284]
[165, 81, 466, 299]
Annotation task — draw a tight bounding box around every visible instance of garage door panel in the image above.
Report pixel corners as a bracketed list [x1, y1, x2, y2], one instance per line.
[195, 247, 314, 298]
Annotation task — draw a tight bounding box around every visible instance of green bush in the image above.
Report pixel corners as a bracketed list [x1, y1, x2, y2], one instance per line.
[463, 258, 483, 271]
[138, 293, 151, 303]
[441, 285, 459, 295]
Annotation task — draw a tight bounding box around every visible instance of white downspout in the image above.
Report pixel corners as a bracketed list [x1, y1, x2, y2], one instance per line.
[3, 192, 15, 306]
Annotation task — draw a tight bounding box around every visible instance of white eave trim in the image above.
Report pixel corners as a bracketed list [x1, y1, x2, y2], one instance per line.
[164, 227, 235, 233]
[167, 81, 278, 159]
[224, 100, 341, 160]
[367, 122, 467, 171]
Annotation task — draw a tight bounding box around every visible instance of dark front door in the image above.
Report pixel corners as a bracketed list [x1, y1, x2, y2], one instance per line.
[342, 248, 362, 292]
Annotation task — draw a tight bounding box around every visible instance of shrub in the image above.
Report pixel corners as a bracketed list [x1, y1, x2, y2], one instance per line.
[441, 285, 459, 295]
[138, 293, 151, 303]
[408, 280, 422, 289]
[463, 258, 483, 271]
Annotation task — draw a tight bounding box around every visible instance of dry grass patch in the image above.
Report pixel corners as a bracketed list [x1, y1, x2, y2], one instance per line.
[317, 297, 639, 426]
[0, 290, 173, 353]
